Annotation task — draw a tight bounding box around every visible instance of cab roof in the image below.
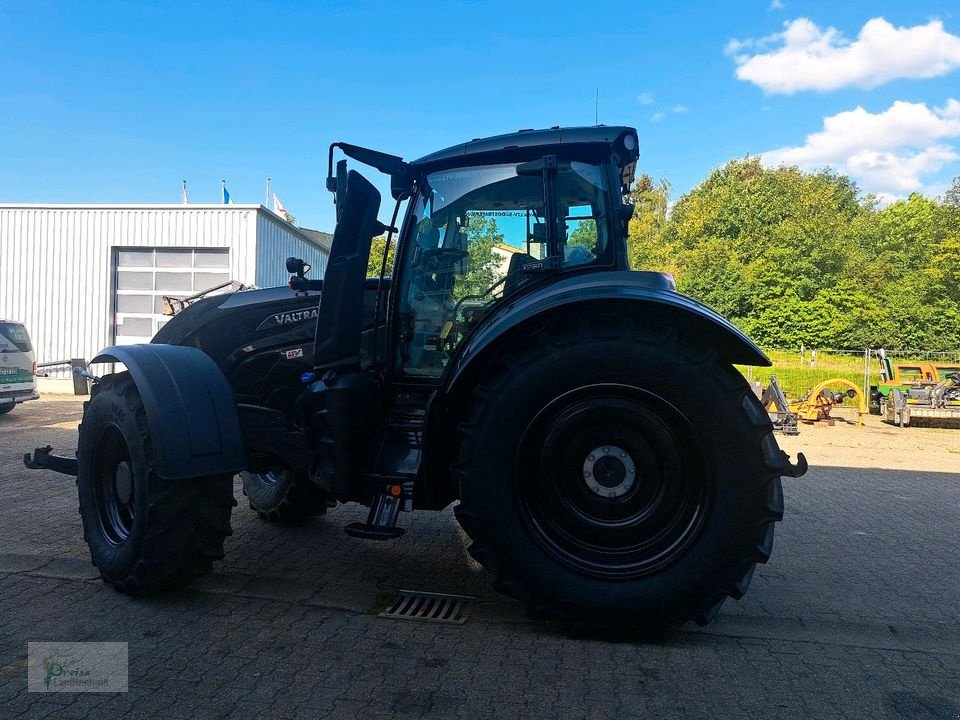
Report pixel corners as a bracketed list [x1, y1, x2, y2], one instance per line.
[411, 125, 638, 168]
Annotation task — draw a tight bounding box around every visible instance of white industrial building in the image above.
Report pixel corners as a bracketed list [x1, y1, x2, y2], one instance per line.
[0, 204, 330, 371]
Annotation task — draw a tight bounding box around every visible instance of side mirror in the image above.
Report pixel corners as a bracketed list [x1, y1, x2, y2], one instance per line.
[620, 203, 635, 233]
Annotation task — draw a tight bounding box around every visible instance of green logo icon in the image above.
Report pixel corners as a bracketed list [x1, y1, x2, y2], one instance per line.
[43, 659, 90, 688]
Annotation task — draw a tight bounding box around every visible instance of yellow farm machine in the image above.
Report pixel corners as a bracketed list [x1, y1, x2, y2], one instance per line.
[761, 376, 867, 433]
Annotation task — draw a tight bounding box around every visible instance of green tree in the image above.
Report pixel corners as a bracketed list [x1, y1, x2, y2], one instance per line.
[456, 214, 502, 298]
[651, 157, 889, 348]
[567, 220, 598, 249]
[367, 235, 396, 277]
[626, 174, 672, 272]
[942, 176, 960, 208]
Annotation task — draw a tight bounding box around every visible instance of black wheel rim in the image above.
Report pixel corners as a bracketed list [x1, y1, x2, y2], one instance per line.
[91, 423, 136, 546]
[517, 384, 710, 579]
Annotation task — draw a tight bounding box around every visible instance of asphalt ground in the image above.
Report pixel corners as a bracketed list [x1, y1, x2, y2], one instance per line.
[1, 397, 959, 719]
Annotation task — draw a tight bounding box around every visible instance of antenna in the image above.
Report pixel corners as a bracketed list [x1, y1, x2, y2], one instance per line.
[595, 88, 599, 125]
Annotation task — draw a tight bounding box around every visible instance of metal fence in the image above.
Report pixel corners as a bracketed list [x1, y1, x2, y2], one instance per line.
[35, 358, 90, 395]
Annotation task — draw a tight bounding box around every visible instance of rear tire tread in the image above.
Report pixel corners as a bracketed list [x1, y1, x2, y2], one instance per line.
[454, 313, 786, 628]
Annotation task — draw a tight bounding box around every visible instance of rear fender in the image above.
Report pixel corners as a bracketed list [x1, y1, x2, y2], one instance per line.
[447, 271, 768, 394]
[417, 272, 768, 508]
[91, 344, 246, 480]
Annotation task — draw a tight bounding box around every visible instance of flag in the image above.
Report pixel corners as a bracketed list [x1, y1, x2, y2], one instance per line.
[181, 180, 189, 205]
[273, 193, 288, 217]
[222, 180, 234, 205]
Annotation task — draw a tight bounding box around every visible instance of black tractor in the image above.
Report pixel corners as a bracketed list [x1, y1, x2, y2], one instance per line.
[27, 126, 806, 627]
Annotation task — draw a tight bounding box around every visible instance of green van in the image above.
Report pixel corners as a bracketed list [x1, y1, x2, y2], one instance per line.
[0, 320, 39, 415]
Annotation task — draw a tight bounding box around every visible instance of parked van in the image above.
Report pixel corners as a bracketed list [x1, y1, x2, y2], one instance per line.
[0, 320, 39, 415]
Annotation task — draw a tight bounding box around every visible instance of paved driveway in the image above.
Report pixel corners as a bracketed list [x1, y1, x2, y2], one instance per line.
[1, 398, 959, 719]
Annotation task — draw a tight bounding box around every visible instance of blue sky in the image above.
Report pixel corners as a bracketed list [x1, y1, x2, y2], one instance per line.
[1, 1, 958, 231]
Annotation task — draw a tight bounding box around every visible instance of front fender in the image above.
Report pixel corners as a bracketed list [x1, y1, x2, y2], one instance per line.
[91, 344, 246, 480]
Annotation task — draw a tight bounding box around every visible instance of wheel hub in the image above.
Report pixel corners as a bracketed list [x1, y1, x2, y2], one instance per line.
[518, 389, 710, 579]
[582, 445, 636, 499]
[92, 424, 136, 546]
[115, 461, 133, 505]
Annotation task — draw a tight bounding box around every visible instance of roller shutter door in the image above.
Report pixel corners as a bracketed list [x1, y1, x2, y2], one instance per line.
[113, 248, 230, 345]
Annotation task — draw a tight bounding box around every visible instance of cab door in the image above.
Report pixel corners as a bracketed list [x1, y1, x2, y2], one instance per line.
[391, 158, 614, 380]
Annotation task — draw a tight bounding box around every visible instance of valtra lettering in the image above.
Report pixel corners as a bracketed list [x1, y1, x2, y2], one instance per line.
[255, 306, 320, 331]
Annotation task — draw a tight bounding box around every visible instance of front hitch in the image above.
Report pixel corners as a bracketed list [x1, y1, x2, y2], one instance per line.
[23, 446, 78, 476]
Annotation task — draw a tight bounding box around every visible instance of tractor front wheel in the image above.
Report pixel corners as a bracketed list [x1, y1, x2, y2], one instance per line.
[241, 468, 333, 522]
[77, 372, 235, 594]
[454, 314, 785, 629]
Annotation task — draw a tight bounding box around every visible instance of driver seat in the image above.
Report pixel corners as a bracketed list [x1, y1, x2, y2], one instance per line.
[503, 251, 536, 296]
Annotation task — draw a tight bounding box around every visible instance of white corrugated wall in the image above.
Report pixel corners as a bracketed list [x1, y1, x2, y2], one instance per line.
[254, 212, 329, 288]
[0, 204, 326, 368]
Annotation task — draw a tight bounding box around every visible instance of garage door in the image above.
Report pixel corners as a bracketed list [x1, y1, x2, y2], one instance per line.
[114, 248, 231, 345]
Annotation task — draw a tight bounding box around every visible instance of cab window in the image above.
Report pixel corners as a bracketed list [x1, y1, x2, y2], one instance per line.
[395, 159, 610, 378]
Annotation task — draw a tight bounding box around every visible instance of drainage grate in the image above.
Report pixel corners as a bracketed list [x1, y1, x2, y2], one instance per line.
[379, 591, 474, 625]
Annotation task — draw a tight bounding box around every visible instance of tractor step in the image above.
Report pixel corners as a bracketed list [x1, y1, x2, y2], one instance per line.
[344, 522, 405, 540]
[344, 487, 406, 541]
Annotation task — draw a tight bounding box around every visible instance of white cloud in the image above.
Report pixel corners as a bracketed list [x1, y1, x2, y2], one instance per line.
[650, 112, 665, 122]
[637, 92, 655, 105]
[672, 105, 688, 113]
[762, 99, 960, 197]
[769, 0, 784, 10]
[728, 17, 960, 93]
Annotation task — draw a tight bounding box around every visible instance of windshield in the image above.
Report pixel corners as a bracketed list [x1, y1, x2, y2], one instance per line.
[395, 159, 611, 377]
[0, 323, 32, 353]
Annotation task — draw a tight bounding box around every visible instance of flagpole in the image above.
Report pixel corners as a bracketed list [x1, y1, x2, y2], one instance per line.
[221, 179, 225, 204]
[265, 178, 271, 208]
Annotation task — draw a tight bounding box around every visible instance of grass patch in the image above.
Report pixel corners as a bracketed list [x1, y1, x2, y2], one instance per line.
[738, 348, 960, 400]
[738, 349, 869, 400]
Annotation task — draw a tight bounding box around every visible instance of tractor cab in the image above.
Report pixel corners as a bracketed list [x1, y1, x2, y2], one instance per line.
[393, 139, 635, 378]
[313, 127, 640, 378]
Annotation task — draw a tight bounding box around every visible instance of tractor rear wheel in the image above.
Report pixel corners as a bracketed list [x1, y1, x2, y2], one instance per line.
[77, 372, 235, 594]
[241, 469, 333, 522]
[454, 314, 784, 628]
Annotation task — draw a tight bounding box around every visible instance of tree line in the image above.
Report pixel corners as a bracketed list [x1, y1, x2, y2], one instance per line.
[628, 160, 960, 351]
